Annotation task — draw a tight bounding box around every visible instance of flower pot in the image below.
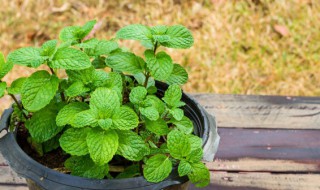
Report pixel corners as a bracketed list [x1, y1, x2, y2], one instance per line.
[0, 82, 220, 190]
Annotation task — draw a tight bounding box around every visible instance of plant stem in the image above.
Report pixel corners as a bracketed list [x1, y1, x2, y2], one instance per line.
[143, 42, 158, 88]
[9, 94, 28, 119]
[48, 66, 66, 102]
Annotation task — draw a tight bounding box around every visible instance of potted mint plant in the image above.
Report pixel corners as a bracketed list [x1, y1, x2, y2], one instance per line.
[0, 20, 220, 190]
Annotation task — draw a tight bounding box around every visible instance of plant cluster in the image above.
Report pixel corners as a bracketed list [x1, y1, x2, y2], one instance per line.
[0, 20, 210, 187]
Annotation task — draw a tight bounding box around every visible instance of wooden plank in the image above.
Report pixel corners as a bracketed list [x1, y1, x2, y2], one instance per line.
[0, 185, 27, 190]
[0, 167, 25, 184]
[192, 94, 320, 129]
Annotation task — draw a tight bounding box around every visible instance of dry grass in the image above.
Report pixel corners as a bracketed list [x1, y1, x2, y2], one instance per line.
[0, 0, 320, 112]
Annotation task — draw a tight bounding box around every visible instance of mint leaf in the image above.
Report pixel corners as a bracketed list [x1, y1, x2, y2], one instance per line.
[65, 81, 90, 97]
[159, 25, 194, 49]
[71, 110, 98, 128]
[0, 82, 6, 98]
[66, 67, 95, 84]
[7, 47, 46, 68]
[186, 135, 203, 163]
[56, 102, 89, 127]
[178, 160, 192, 176]
[25, 105, 63, 143]
[102, 72, 123, 96]
[59, 127, 90, 156]
[90, 88, 120, 119]
[116, 24, 152, 42]
[111, 107, 139, 130]
[76, 38, 99, 49]
[43, 135, 60, 153]
[187, 162, 210, 187]
[116, 130, 150, 161]
[144, 95, 165, 114]
[143, 154, 172, 183]
[169, 107, 184, 121]
[166, 64, 188, 85]
[116, 164, 140, 179]
[167, 130, 191, 159]
[151, 25, 168, 35]
[145, 118, 169, 135]
[7, 77, 27, 94]
[188, 135, 202, 151]
[65, 155, 108, 179]
[171, 116, 193, 134]
[145, 50, 173, 81]
[21, 70, 59, 112]
[59, 20, 96, 42]
[81, 20, 97, 37]
[129, 86, 147, 104]
[106, 52, 143, 74]
[84, 40, 118, 56]
[133, 72, 155, 88]
[140, 107, 159, 121]
[98, 118, 113, 130]
[0, 52, 13, 79]
[50, 48, 91, 70]
[86, 128, 119, 165]
[162, 84, 185, 108]
[41, 40, 57, 56]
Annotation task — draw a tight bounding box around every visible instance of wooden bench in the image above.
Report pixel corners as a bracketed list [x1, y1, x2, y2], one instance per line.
[1, 94, 320, 190]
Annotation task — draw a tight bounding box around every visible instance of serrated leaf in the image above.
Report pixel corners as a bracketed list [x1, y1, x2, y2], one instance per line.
[162, 84, 185, 108]
[41, 40, 57, 56]
[106, 52, 143, 74]
[145, 118, 169, 135]
[90, 88, 120, 119]
[116, 24, 152, 42]
[84, 40, 119, 57]
[159, 25, 194, 49]
[187, 162, 210, 187]
[76, 38, 99, 49]
[111, 107, 139, 130]
[56, 102, 89, 127]
[71, 110, 98, 128]
[25, 105, 63, 143]
[7, 77, 27, 94]
[92, 56, 106, 69]
[151, 25, 168, 35]
[102, 72, 123, 95]
[133, 72, 155, 88]
[7, 47, 46, 68]
[129, 86, 147, 104]
[43, 135, 60, 153]
[143, 154, 172, 183]
[50, 48, 91, 70]
[59, 26, 82, 42]
[65, 81, 90, 97]
[170, 107, 184, 121]
[116, 164, 140, 179]
[0, 82, 6, 98]
[0, 52, 13, 79]
[86, 128, 119, 165]
[178, 160, 192, 176]
[65, 155, 108, 179]
[167, 130, 191, 159]
[186, 135, 203, 163]
[116, 130, 150, 161]
[81, 20, 97, 37]
[98, 118, 113, 130]
[188, 135, 202, 151]
[145, 50, 173, 81]
[21, 70, 59, 112]
[144, 95, 165, 114]
[166, 64, 188, 85]
[59, 127, 90, 156]
[140, 107, 159, 121]
[171, 116, 193, 134]
[66, 67, 95, 84]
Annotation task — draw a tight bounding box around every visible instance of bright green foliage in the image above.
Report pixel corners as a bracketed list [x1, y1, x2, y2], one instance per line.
[56, 102, 89, 127]
[84, 39, 118, 57]
[116, 164, 140, 179]
[71, 110, 98, 128]
[116, 24, 152, 45]
[129, 86, 147, 104]
[145, 118, 169, 135]
[143, 154, 172, 183]
[166, 64, 188, 85]
[7, 77, 27, 95]
[106, 52, 143, 74]
[7, 47, 47, 68]
[187, 162, 210, 188]
[65, 155, 108, 179]
[0, 82, 6, 98]
[65, 81, 90, 97]
[59, 127, 90, 156]
[178, 160, 192, 177]
[0, 52, 13, 79]
[111, 107, 139, 130]
[162, 84, 185, 108]
[86, 128, 119, 165]
[167, 130, 191, 159]
[41, 40, 57, 56]
[59, 20, 96, 42]
[145, 50, 173, 81]
[116, 130, 150, 161]
[21, 70, 59, 112]
[90, 87, 120, 118]
[139, 107, 159, 121]
[50, 48, 91, 70]
[186, 135, 204, 163]
[169, 107, 184, 121]
[170, 116, 194, 134]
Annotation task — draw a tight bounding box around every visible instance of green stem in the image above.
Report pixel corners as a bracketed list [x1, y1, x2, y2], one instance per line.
[143, 42, 158, 88]
[49, 66, 66, 102]
[9, 94, 28, 119]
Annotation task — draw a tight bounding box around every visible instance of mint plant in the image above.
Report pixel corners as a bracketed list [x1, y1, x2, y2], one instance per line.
[0, 21, 210, 187]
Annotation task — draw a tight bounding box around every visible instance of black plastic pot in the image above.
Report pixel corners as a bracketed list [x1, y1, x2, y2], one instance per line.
[0, 82, 220, 190]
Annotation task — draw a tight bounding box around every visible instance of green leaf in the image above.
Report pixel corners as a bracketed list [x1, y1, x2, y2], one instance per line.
[59, 127, 90, 156]
[41, 40, 57, 56]
[92, 56, 106, 69]
[0, 52, 13, 79]
[116, 164, 140, 179]
[143, 154, 172, 183]
[158, 25, 194, 49]
[145, 50, 173, 81]
[151, 25, 168, 35]
[170, 107, 184, 121]
[21, 70, 59, 112]
[116, 130, 150, 161]
[186, 135, 203, 163]
[129, 86, 147, 104]
[116, 24, 152, 42]
[66, 67, 95, 84]
[167, 130, 191, 159]
[188, 135, 202, 151]
[76, 38, 99, 49]
[90, 88, 120, 119]
[144, 95, 165, 114]
[171, 116, 193, 134]
[65, 155, 108, 179]
[25, 105, 63, 143]
[65, 81, 90, 97]
[7, 47, 46, 68]
[140, 107, 159, 121]
[162, 84, 185, 108]
[145, 118, 169, 135]
[59, 20, 96, 43]
[106, 52, 143, 74]
[102, 72, 123, 96]
[133, 73, 155, 88]
[111, 107, 139, 130]
[56, 102, 89, 127]
[81, 20, 97, 37]
[0, 82, 6, 98]
[166, 64, 188, 85]
[7, 77, 27, 94]
[187, 162, 210, 187]
[84, 40, 119, 56]
[42, 135, 60, 153]
[178, 160, 192, 176]
[71, 110, 98, 128]
[86, 128, 119, 165]
[98, 118, 113, 130]
[50, 48, 91, 70]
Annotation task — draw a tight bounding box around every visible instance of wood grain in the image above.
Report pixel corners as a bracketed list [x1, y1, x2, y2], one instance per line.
[192, 94, 320, 129]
